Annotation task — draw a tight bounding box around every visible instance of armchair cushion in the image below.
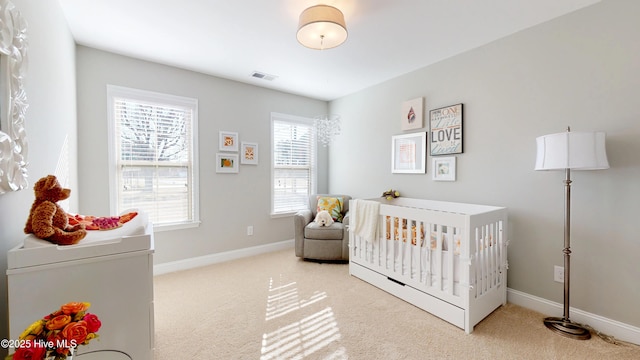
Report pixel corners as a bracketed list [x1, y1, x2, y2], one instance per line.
[316, 196, 344, 222]
[305, 222, 344, 240]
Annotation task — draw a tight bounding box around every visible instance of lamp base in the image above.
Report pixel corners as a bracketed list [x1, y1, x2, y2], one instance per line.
[544, 317, 591, 340]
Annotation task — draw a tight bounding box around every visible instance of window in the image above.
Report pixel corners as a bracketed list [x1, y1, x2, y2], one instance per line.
[107, 85, 199, 230]
[271, 112, 317, 216]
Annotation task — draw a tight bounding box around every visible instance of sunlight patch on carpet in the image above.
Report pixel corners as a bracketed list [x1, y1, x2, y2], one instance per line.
[261, 275, 345, 359]
[265, 278, 327, 321]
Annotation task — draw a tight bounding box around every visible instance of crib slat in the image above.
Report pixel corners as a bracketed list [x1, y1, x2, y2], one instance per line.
[496, 220, 505, 287]
[477, 225, 483, 295]
[447, 229, 455, 296]
[437, 224, 444, 292]
[383, 215, 389, 270]
[482, 224, 489, 294]
[480, 225, 487, 293]
[473, 227, 482, 298]
[487, 224, 493, 288]
[485, 224, 491, 293]
[425, 222, 432, 288]
[485, 224, 495, 289]
[374, 214, 380, 267]
[491, 223, 497, 288]
[492, 224, 497, 285]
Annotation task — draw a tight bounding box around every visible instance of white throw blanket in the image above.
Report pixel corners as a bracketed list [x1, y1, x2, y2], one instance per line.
[352, 199, 380, 243]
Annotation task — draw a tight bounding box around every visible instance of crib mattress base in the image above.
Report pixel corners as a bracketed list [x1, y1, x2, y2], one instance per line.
[350, 261, 466, 330]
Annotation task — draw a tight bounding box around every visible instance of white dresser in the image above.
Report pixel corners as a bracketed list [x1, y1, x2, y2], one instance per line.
[7, 220, 154, 360]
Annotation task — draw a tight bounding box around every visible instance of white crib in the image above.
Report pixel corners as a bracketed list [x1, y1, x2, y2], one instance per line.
[349, 197, 508, 333]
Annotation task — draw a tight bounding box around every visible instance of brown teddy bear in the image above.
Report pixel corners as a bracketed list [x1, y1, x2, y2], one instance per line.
[24, 175, 87, 245]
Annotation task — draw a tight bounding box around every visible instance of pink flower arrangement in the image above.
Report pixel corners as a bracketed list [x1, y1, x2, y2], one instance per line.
[6, 302, 101, 360]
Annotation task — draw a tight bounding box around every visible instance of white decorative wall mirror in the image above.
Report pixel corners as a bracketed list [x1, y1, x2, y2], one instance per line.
[0, 0, 28, 195]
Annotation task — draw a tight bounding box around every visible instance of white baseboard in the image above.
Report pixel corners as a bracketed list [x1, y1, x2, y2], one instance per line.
[153, 239, 294, 276]
[507, 288, 640, 346]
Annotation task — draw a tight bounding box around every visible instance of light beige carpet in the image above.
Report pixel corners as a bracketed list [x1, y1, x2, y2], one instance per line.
[153, 249, 639, 359]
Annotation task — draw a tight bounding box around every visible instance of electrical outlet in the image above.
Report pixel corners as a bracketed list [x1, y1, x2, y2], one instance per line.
[247, 226, 254, 236]
[554, 265, 564, 283]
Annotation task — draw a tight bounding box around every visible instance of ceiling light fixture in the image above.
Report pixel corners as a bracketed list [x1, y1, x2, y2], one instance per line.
[297, 5, 347, 50]
[314, 114, 341, 146]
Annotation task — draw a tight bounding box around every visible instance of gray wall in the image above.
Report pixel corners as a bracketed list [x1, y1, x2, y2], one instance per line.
[75, 47, 328, 264]
[328, 0, 639, 327]
[0, 0, 79, 351]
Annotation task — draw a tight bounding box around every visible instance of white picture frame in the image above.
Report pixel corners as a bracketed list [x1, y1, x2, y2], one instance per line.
[391, 132, 426, 174]
[0, 4, 29, 195]
[432, 156, 456, 181]
[219, 131, 238, 152]
[401, 97, 424, 131]
[216, 153, 239, 173]
[241, 142, 258, 165]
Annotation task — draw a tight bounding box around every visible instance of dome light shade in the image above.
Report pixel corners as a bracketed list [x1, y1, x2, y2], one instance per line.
[297, 5, 347, 50]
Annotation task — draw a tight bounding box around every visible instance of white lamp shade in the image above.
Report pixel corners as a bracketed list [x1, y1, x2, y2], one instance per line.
[297, 5, 347, 50]
[535, 131, 609, 170]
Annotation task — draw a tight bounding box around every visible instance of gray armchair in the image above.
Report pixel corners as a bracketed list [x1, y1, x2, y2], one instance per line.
[294, 194, 351, 261]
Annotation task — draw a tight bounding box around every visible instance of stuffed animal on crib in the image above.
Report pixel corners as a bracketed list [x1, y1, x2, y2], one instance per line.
[314, 210, 334, 227]
[24, 175, 87, 245]
[382, 189, 400, 200]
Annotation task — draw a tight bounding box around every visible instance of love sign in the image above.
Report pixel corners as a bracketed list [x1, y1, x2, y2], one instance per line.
[430, 104, 463, 155]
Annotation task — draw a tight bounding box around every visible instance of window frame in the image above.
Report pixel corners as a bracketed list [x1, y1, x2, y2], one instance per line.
[107, 85, 200, 231]
[270, 112, 317, 217]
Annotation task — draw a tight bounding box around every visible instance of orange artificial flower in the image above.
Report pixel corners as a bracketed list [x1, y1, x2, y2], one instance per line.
[45, 314, 71, 330]
[60, 302, 90, 315]
[61, 320, 88, 346]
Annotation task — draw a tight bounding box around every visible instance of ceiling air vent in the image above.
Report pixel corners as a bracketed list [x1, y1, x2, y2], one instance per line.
[250, 71, 277, 81]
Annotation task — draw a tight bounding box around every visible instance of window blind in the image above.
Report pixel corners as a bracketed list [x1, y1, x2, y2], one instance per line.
[271, 114, 316, 215]
[108, 86, 198, 227]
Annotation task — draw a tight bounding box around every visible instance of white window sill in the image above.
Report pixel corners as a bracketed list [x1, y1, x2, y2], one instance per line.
[153, 220, 201, 232]
[270, 212, 297, 219]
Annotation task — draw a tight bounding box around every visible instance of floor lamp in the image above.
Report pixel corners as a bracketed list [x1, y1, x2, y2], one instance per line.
[535, 127, 609, 340]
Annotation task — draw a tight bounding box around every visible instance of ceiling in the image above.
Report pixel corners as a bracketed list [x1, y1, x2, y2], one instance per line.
[56, 0, 600, 101]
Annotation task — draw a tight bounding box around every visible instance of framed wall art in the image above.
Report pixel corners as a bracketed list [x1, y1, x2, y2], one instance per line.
[432, 156, 456, 181]
[391, 132, 426, 174]
[219, 131, 238, 152]
[430, 103, 463, 155]
[0, 3, 29, 195]
[401, 97, 423, 131]
[216, 153, 239, 173]
[241, 142, 258, 165]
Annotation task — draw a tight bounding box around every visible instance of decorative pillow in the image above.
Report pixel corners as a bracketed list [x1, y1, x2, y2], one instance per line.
[317, 196, 343, 222]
